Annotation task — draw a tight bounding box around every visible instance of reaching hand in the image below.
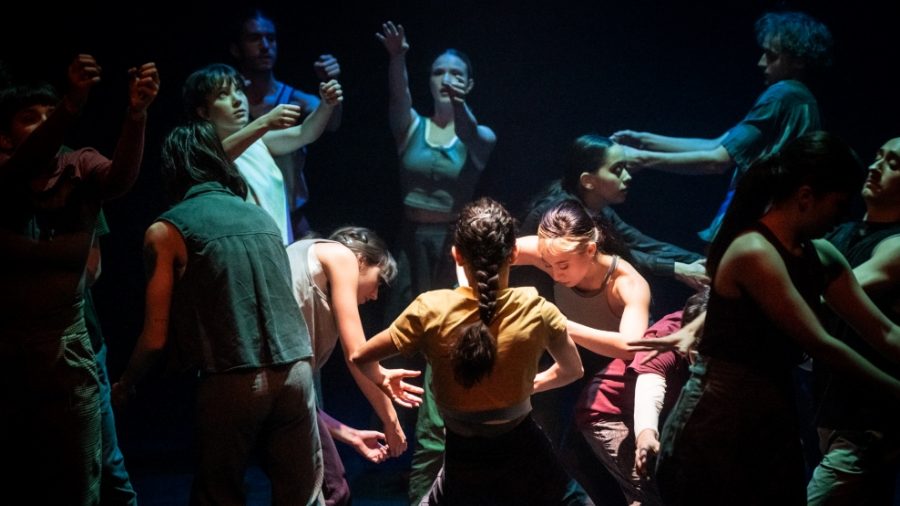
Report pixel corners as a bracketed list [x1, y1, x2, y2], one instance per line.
[262, 103, 302, 130]
[628, 327, 697, 364]
[674, 259, 709, 292]
[441, 74, 469, 105]
[128, 62, 160, 116]
[349, 429, 390, 463]
[611, 129, 645, 148]
[383, 420, 408, 458]
[634, 429, 660, 477]
[319, 80, 343, 107]
[314, 54, 341, 81]
[379, 367, 423, 408]
[376, 21, 409, 56]
[65, 54, 102, 112]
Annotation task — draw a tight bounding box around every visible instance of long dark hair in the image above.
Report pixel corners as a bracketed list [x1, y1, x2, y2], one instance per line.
[452, 197, 517, 388]
[160, 121, 248, 202]
[329, 226, 398, 285]
[707, 131, 862, 277]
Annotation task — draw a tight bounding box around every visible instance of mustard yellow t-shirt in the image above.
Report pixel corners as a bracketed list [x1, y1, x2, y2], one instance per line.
[390, 286, 567, 413]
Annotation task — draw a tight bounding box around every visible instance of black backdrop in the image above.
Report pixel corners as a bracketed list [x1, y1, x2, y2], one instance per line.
[3, 0, 898, 471]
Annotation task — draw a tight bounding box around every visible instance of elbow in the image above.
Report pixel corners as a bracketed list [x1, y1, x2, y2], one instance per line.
[348, 350, 364, 366]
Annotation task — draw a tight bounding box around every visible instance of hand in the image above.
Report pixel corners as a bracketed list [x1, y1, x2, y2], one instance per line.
[314, 54, 341, 81]
[383, 419, 408, 458]
[64, 54, 102, 112]
[628, 327, 697, 364]
[318, 80, 343, 107]
[379, 367, 423, 408]
[127, 62, 160, 117]
[611, 129, 645, 148]
[674, 259, 709, 292]
[349, 428, 390, 463]
[376, 21, 409, 56]
[261, 103, 302, 130]
[441, 75, 468, 105]
[634, 429, 660, 477]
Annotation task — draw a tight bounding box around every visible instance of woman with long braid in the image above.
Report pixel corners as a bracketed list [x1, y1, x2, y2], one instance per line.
[351, 197, 586, 505]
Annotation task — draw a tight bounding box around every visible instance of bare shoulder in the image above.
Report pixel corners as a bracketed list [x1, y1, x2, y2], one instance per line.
[314, 240, 356, 270]
[145, 220, 180, 244]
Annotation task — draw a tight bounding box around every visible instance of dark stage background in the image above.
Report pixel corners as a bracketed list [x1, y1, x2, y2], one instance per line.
[3, 0, 899, 497]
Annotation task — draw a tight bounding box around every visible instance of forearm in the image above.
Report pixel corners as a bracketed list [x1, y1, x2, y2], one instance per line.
[566, 320, 636, 359]
[348, 359, 400, 427]
[325, 102, 342, 131]
[223, 119, 270, 160]
[294, 103, 335, 146]
[641, 133, 723, 153]
[630, 147, 731, 175]
[387, 54, 413, 134]
[102, 110, 148, 198]
[318, 410, 358, 445]
[533, 363, 580, 393]
[117, 334, 164, 391]
[633, 373, 666, 438]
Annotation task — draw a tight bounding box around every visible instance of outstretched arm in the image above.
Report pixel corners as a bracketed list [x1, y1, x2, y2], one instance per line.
[612, 130, 727, 153]
[622, 144, 732, 175]
[727, 233, 900, 396]
[112, 221, 184, 406]
[1, 54, 100, 181]
[313, 54, 343, 131]
[817, 239, 900, 364]
[376, 21, 416, 145]
[263, 80, 343, 156]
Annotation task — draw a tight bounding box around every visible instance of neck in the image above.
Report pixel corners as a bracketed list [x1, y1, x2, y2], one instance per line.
[579, 192, 609, 215]
[759, 210, 804, 253]
[863, 204, 900, 224]
[432, 103, 454, 126]
[575, 254, 613, 291]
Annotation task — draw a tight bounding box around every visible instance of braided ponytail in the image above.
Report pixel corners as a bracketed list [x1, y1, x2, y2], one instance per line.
[452, 198, 517, 388]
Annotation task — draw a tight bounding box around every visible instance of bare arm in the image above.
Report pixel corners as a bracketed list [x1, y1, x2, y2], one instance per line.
[852, 234, 900, 297]
[319, 243, 408, 456]
[221, 104, 302, 160]
[444, 76, 496, 169]
[100, 62, 160, 199]
[567, 263, 651, 359]
[112, 221, 184, 404]
[816, 239, 900, 363]
[724, 233, 900, 395]
[312, 54, 343, 131]
[317, 410, 389, 463]
[512, 236, 546, 270]
[533, 330, 584, 393]
[623, 144, 733, 175]
[263, 81, 342, 156]
[612, 130, 727, 153]
[376, 21, 416, 145]
[349, 328, 423, 408]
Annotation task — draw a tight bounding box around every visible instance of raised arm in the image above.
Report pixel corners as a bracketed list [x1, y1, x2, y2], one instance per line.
[112, 221, 184, 405]
[99, 61, 160, 199]
[319, 243, 409, 456]
[262, 81, 342, 156]
[512, 236, 548, 271]
[1, 54, 100, 181]
[376, 21, 416, 144]
[444, 75, 496, 169]
[727, 234, 900, 395]
[313, 54, 343, 131]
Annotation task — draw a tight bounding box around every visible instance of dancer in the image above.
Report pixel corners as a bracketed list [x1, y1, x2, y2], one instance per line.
[351, 197, 585, 505]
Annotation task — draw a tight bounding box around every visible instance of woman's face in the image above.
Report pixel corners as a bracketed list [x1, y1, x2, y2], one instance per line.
[581, 144, 632, 206]
[357, 263, 383, 305]
[430, 53, 469, 103]
[538, 239, 597, 288]
[201, 80, 249, 137]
